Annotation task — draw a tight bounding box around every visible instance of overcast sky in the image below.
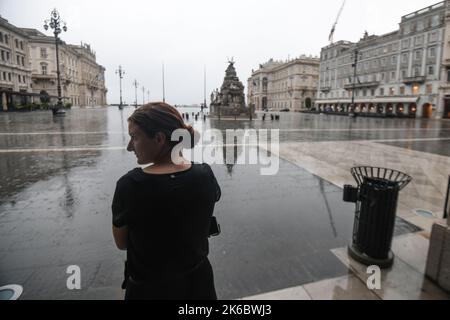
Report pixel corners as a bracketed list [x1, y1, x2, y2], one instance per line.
[0, 0, 441, 105]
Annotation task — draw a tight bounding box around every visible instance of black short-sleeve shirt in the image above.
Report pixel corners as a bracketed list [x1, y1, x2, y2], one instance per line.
[112, 163, 221, 280]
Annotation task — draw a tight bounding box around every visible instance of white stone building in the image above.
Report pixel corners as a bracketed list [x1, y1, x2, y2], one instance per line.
[316, 1, 450, 119]
[69, 43, 107, 107]
[0, 16, 32, 111]
[22, 27, 107, 108]
[247, 56, 319, 112]
[0, 14, 107, 111]
[439, 0, 450, 118]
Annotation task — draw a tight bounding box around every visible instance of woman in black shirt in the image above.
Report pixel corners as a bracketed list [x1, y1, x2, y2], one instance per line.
[112, 102, 221, 300]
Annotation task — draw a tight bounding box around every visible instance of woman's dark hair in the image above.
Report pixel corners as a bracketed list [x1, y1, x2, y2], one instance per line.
[128, 102, 198, 149]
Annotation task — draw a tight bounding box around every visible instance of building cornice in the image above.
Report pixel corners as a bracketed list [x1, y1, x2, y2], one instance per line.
[0, 16, 30, 38]
[251, 58, 319, 78]
[401, 1, 445, 22]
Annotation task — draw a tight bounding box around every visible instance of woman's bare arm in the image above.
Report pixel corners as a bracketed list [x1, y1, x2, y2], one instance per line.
[112, 225, 128, 250]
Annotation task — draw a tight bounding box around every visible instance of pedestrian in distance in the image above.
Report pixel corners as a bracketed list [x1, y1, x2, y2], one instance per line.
[112, 102, 221, 300]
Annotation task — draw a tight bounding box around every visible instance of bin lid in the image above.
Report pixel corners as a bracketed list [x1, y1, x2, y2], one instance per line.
[351, 167, 412, 190]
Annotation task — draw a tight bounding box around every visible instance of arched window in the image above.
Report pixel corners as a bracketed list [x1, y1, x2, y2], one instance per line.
[305, 98, 312, 109]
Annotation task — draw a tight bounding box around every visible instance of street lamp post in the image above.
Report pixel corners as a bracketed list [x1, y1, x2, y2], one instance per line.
[202, 66, 206, 114]
[44, 8, 67, 116]
[133, 79, 139, 108]
[249, 92, 254, 121]
[147, 89, 150, 104]
[142, 86, 145, 105]
[350, 48, 362, 117]
[115, 66, 125, 109]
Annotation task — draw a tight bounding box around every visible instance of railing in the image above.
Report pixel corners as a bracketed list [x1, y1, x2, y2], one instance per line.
[401, 1, 444, 21]
[403, 76, 426, 84]
[32, 73, 56, 80]
[344, 81, 380, 89]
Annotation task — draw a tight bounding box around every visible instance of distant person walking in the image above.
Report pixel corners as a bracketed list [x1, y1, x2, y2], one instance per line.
[112, 102, 221, 300]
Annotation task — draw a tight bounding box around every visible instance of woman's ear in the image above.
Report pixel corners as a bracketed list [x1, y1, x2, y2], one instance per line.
[155, 132, 167, 146]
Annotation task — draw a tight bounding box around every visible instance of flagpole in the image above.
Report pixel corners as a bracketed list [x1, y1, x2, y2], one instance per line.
[203, 66, 206, 114]
[162, 62, 166, 103]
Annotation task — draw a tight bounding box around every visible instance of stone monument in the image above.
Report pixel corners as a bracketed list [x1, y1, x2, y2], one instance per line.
[210, 59, 255, 118]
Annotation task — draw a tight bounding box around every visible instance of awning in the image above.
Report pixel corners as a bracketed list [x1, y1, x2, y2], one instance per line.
[373, 97, 418, 104]
[315, 97, 419, 105]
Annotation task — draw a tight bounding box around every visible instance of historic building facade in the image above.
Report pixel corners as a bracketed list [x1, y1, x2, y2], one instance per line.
[0, 15, 107, 111]
[69, 44, 107, 107]
[247, 56, 319, 112]
[0, 16, 32, 111]
[316, 1, 450, 119]
[440, 0, 450, 118]
[22, 27, 107, 108]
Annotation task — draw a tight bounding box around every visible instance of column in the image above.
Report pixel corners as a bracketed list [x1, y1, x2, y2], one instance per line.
[2, 92, 7, 111]
[335, 68, 338, 90]
[402, 104, 407, 116]
[408, 48, 413, 77]
[396, 42, 401, 80]
[421, 46, 427, 76]
[436, 41, 443, 80]
[436, 93, 444, 119]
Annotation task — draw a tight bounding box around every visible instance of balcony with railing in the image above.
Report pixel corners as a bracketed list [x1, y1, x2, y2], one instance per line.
[403, 76, 426, 84]
[32, 73, 56, 80]
[344, 81, 380, 90]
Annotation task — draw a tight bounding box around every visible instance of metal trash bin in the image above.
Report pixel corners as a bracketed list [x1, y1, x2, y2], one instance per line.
[343, 167, 412, 268]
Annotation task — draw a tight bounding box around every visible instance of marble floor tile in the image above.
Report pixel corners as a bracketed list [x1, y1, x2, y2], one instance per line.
[391, 233, 430, 274]
[403, 216, 441, 234]
[331, 247, 450, 300]
[396, 203, 416, 218]
[303, 274, 380, 300]
[241, 285, 312, 300]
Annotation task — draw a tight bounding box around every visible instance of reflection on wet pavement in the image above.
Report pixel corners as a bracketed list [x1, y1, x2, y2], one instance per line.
[0, 107, 445, 299]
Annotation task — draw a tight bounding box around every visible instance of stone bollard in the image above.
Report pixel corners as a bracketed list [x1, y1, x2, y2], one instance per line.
[426, 221, 450, 292]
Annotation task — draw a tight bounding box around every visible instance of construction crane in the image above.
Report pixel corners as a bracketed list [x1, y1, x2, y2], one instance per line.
[328, 0, 346, 44]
